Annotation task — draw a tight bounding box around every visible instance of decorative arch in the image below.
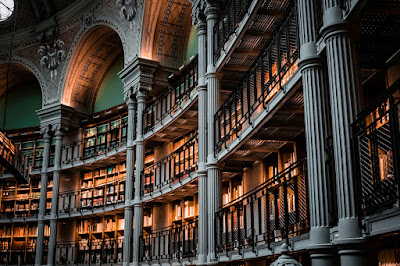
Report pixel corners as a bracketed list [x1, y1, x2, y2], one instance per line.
[0, 61, 43, 129]
[141, 0, 195, 68]
[61, 24, 125, 114]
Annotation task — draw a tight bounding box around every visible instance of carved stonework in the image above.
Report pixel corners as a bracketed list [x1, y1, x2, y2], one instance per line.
[116, 0, 137, 26]
[38, 39, 66, 80]
[0, 48, 10, 61]
[81, 11, 96, 28]
[271, 244, 303, 266]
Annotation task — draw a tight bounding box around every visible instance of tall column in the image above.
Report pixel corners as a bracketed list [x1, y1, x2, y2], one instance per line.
[35, 127, 52, 266]
[123, 93, 136, 266]
[132, 89, 147, 266]
[205, 2, 222, 263]
[297, 0, 336, 265]
[321, 1, 365, 265]
[194, 8, 208, 265]
[47, 127, 63, 266]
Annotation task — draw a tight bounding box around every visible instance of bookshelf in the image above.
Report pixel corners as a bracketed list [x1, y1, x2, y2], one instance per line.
[0, 222, 49, 265]
[0, 179, 53, 218]
[80, 161, 126, 210]
[76, 213, 124, 264]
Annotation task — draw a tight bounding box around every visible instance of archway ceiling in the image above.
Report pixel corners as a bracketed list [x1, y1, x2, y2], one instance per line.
[63, 26, 123, 114]
[0, 64, 36, 97]
[142, 0, 193, 68]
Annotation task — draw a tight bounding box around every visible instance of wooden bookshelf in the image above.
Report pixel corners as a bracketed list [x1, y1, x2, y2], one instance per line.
[80, 161, 126, 210]
[76, 213, 124, 264]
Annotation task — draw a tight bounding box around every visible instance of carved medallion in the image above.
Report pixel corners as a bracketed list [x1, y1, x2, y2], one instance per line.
[38, 39, 66, 80]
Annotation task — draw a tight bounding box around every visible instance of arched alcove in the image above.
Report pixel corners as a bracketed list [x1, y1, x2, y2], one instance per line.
[0, 63, 42, 130]
[62, 25, 124, 114]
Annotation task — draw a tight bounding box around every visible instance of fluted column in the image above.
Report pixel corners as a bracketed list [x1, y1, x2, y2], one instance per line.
[205, 2, 222, 262]
[47, 127, 63, 266]
[194, 9, 208, 264]
[297, 1, 336, 264]
[35, 127, 52, 266]
[132, 90, 147, 266]
[123, 94, 136, 266]
[321, 1, 365, 265]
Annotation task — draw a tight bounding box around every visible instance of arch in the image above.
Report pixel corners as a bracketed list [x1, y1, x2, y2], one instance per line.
[61, 24, 125, 114]
[0, 61, 43, 130]
[140, 0, 195, 68]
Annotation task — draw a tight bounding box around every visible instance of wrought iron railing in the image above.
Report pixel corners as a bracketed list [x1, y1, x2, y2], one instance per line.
[214, 9, 299, 153]
[55, 238, 124, 265]
[215, 159, 308, 253]
[0, 130, 30, 183]
[213, 0, 251, 61]
[142, 135, 198, 195]
[141, 219, 198, 262]
[60, 119, 127, 165]
[143, 56, 198, 134]
[58, 177, 126, 214]
[352, 79, 400, 217]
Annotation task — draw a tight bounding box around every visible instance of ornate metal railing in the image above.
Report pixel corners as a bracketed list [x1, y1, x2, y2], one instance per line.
[55, 238, 124, 265]
[213, 0, 251, 61]
[215, 159, 308, 253]
[141, 219, 198, 262]
[143, 55, 198, 134]
[0, 130, 30, 183]
[58, 177, 126, 214]
[214, 9, 299, 153]
[60, 119, 127, 165]
[142, 135, 198, 195]
[352, 79, 400, 217]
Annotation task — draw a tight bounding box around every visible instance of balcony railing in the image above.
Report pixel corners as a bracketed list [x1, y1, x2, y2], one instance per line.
[60, 118, 127, 165]
[0, 243, 37, 265]
[141, 219, 198, 262]
[58, 177, 126, 214]
[0, 130, 30, 183]
[352, 79, 400, 217]
[213, 0, 251, 61]
[55, 238, 123, 265]
[215, 159, 308, 253]
[214, 8, 298, 153]
[142, 135, 198, 195]
[143, 55, 198, 134]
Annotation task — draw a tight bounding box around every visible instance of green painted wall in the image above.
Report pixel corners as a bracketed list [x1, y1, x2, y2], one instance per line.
[0, 82, 41, 130]
[94, 56, 124, 113]
[185, 26, 198, 62]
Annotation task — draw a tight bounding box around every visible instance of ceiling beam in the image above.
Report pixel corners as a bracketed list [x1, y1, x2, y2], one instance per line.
[246, 30, 272, 38]
[279, 105, 304, 113]
[223, 64, 249, 72]
[241, 147, 279, 153]
[234, 49, 261, 56]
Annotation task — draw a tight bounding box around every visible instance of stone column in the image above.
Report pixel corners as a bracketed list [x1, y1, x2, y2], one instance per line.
[35, 127, 52, 266]
[132, 89, 147, 266]
[321, 1, 366, 265]
[123, 93, 136, 266]
[297, 0, 336, 265]
[47, 127, 63, 266]
[194, 7, 208, 265]
[205, 2, 222, 263]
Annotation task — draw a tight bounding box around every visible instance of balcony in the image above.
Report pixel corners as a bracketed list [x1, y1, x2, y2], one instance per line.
[352, 79, 400, 218]
[55, 238, 124, 265]
[216, 159, 308, 254]
[0, 131, 30, 183]
[215, 8, 299, 154]
[60, 115, 127, 167]
[142, 135, 198, 196]
[141, 219, 198, 262]
[143, 55, 198, 135]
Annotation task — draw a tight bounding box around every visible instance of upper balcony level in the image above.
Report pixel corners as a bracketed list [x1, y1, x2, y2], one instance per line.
[215, 7, 299, 157]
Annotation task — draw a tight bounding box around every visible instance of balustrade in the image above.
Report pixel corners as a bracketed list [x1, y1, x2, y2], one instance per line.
[214, 8, 298, 153]
[142, 135, 198, 195]
[352, 79, 400, 217]
[215, 159, 308, 253]
[60, 116, 127, 165]
[141, 219, 198, 262]
[143, 56, 198, 134]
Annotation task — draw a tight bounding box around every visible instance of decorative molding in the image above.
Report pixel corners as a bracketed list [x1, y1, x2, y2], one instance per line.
[116, 0, 138, 27]
[38, 39, 66, 80]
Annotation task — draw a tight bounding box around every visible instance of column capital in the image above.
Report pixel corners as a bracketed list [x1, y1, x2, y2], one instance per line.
[136, 89, 148, 103]
[205, 1, 220, 20]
